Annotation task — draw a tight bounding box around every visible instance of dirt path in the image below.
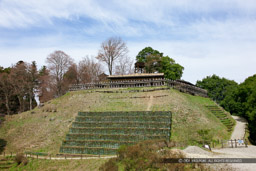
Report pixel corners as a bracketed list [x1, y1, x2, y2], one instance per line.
[183, 116, 256, 171]
[231, 115, 247, 140]
[146, 96, 153, 111]
[0, 154, 116, 160]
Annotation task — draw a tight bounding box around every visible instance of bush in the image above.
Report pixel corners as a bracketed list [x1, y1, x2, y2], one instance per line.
[15, 153, 28, 166]
[99, 158, 118, 171]
[100, 140, 215, 171]
[101, 140, 187, 171]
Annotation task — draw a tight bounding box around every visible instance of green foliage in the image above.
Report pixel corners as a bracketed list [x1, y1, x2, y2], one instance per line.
[231, 75, 256, 143]
[136, 47, 184, 80]
[100, 140, 209, 171]
[136, 47, 163, 62]
[197, 74, 256, 144]
[197, 129, 213, 144]
[159, 56, 184, 80]
[196, 74, 238, 109]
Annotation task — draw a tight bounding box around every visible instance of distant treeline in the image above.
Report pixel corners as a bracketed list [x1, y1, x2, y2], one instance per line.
[0, 52, 106, 115]
[196, 74, 256, 144]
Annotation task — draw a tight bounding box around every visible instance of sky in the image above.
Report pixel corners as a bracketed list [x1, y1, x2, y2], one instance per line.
[0, 0, 256, 84]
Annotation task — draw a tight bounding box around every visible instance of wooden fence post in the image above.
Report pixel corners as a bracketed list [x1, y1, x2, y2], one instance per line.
[235, 139, 237, 148]
[231, 140, 233, 148]
[245, 140, 248, 148]
[221, 140, 224, 148]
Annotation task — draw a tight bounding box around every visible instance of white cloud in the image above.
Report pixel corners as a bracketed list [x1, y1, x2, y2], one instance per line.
[1, 0, 256, 84]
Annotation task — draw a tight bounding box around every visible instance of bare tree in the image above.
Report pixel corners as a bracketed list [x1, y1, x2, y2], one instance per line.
[46, 50, 74, 97]
[96, 37, 128, 75]
[115, 56, 134, 75]
[78, 56, 103, 83]
[38, 66, 54, 103]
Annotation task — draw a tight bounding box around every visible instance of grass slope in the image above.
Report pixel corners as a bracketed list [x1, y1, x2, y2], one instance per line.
[0, 87, 232, 155]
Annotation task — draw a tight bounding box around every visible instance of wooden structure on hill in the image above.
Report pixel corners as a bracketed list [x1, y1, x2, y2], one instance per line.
[107, 73, 165, 87]
[107, 73, 164, 81]
[134, 62, 146, 73]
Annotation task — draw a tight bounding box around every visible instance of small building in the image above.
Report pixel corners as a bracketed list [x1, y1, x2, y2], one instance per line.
[98, 73, 108, 82]
[107, 73, 165, 87]
[134, 62, 146, 73]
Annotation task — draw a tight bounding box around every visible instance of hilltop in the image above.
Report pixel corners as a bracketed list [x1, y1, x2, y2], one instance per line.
[0, 86, 233, 155]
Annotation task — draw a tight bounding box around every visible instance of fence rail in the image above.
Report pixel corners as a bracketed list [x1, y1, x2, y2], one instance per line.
[69, 79, 208, 97]
[220, 139, 248, 148]
[0, 152, 116, 160]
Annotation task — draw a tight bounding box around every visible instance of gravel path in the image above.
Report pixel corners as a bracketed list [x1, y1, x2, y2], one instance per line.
[183, 116, 256, 171]
[231, 115, 247, 140]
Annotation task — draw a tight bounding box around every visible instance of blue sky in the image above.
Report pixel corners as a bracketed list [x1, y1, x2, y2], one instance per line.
[0, 0, 256, 84]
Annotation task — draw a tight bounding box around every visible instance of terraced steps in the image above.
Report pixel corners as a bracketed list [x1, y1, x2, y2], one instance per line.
[60, 111, 172, 155]
[0, 159, 14, 170]
[72, 121, 170, 128]
[205, 105, 234, 132]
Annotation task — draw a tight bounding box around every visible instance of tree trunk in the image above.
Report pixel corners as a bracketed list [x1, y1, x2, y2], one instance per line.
[29, 94, 32, 111]
[5, 95, 10, 115]
[17, 96, 23, 113]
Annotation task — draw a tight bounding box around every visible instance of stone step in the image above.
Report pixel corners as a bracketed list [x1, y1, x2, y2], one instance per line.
[66, 133, 169, 141]
[72, 121, 170, 128]
[60, 146, 117, 155]
[78, 111, 171, 117]
[69, 127, 170, 135]
[75, 116, 170, 122]
[62, 140, 136, 148]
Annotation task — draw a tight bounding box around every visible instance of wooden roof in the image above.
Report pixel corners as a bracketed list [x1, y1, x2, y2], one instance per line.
[107, 73, 164, 79]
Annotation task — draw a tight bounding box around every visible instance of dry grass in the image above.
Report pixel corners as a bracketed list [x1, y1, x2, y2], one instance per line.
[8, 158, 108, 171]
[0, 87, 231, 156]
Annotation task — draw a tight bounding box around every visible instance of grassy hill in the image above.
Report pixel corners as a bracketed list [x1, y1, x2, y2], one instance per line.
[0, 86, 233, 155]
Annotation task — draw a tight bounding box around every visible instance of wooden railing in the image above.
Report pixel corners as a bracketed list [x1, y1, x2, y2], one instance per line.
[69, 79, 208, 97]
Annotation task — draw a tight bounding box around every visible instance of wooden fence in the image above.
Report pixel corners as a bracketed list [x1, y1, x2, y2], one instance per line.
[69, 79, 208, 98]
[220, 139, 248, 148]
[0, 152, 115, 160]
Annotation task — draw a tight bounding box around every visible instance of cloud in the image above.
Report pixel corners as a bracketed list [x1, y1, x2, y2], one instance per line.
[1, 0, 256, 84]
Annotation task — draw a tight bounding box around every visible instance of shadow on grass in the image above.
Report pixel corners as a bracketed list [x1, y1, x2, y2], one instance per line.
[0, 139, 7, 153]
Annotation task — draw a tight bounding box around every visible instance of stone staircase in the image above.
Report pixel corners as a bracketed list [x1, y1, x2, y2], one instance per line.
[205, 105, 235, 132]
[59, 111, 172, 155]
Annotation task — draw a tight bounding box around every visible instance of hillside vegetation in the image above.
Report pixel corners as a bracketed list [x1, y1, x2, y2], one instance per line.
[0, 86, 233, 155]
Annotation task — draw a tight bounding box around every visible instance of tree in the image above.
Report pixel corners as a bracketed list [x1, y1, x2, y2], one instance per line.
[78, 56, 103, 83]
[0, 72, 14, 115]
[115, 56, 134, 75]
[38, 66, 54, 103]
[96, 37, 128, 75]
[196, 75, 238, 104]
[230, 75, 256, 143]
[136, 47, 163, 63]
[10, 61, 30, 112]
[159, 56, 184, 80]
[27, 61, 38, 110]
[136, 47, 184, 80]
[46, 50, 74, 97]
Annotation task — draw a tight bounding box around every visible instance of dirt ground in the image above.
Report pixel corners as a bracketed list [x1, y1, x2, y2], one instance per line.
[183, 116, 256, 171]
